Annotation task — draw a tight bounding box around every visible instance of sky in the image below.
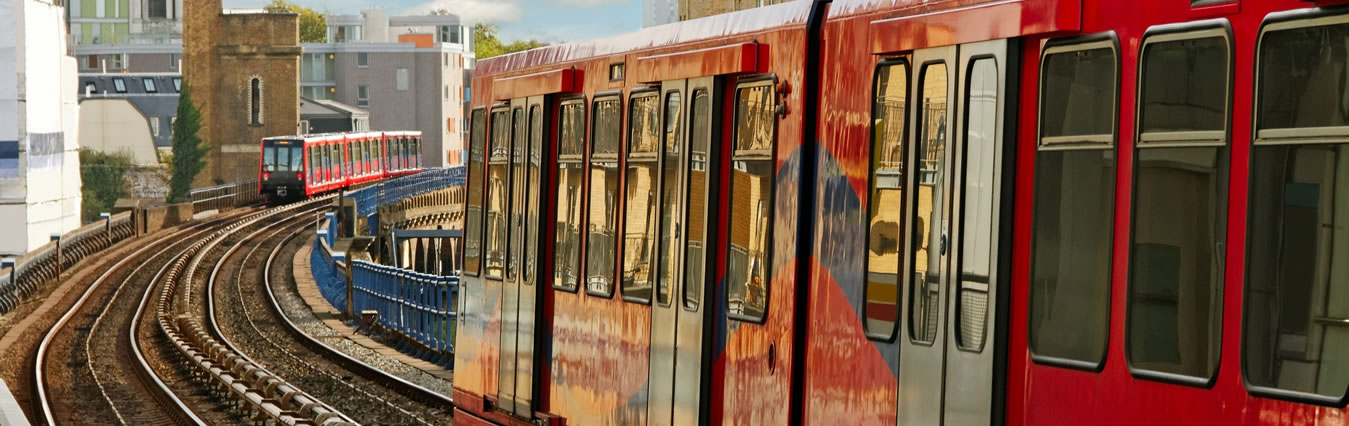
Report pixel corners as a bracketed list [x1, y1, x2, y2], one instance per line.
[222, 0, 643, 45]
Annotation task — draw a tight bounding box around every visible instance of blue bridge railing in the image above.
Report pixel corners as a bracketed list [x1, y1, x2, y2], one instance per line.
[352, 261, 457, 360]
[350, 167, 465, 218]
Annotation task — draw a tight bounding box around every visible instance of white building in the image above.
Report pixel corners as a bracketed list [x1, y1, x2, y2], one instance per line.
[644, 0, 678, 27]
[1, 0, 84, 256]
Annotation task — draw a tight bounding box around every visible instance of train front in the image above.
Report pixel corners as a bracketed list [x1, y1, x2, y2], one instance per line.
[260, 137, 305, 202]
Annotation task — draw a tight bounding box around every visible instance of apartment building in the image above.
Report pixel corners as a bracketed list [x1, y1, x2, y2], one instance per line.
[69, 0, 183, 73]
[301, 9, 473, 168]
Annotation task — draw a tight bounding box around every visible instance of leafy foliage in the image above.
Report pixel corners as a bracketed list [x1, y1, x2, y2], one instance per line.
[266, 0, 326, 43]
[79, 149, 133, 223]
[473, 23, 548, 59]
[168, 83, 208, 203]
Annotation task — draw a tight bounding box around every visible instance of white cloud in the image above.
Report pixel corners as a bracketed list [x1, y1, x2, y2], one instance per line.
[407, 0, 525, 23]
[546, 0, 630, 7]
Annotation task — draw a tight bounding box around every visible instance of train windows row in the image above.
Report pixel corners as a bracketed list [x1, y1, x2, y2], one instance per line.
[462, 78, 777, 322]
[1002, 13, 1349, 402]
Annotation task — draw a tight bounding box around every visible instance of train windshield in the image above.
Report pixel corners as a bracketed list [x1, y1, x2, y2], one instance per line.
[263, 141, 304, 172]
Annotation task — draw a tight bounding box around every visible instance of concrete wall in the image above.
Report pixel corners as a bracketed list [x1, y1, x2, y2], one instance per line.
[79, 99, 160, 166]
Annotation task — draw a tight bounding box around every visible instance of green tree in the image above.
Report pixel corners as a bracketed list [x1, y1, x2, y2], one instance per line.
[473, 23, 548, 59]
[79, 149, 133, 223]
[168, 83, 208, 203]
[266, 0, 326, 43]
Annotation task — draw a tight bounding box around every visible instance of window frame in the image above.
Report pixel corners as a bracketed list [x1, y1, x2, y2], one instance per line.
[143, 77, 157, 93]
[864, 57, 911, 342]
[1241, 9, 1349, 407]
[1027, 32, 1120, 372]
[1124, 21, 1233, 387]
[553, 95, 588, 292]
[682, 83, 718, 313]
[725, 75, 778, 324]
[113, 77, 127, 93]
[585, 92, 624, 299]
[485, 106, 513, 281]
[357, 52, 368, 68]
[621, 87, 662, 305]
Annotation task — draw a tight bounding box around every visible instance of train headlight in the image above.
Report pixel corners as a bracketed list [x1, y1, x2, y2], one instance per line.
[263, 172, 270, 180]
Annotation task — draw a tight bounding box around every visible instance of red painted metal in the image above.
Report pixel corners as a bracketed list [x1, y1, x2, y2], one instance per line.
[492, 68, 581, 101]
[634, 43, 759, 83]
[868, 0, 1079, 53]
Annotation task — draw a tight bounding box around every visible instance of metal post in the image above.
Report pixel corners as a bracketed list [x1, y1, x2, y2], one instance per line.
[344, 248, 355, 318]
[3, 258, 14, 288]
[50, 233, 61, 276]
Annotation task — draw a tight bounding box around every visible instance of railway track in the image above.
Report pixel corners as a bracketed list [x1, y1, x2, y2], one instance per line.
[202, 206, 454, 424]
[30, 209, 256, 425]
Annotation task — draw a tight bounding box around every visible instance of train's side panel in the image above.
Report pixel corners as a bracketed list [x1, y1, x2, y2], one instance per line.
[1008, 0, 1349, 424]
[457, 80, 503, 408]
[802, 7, 899, 424]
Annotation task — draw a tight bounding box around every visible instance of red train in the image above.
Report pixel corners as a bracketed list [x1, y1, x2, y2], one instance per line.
[259, 131, 423, 200]
[455, 0, 1349, 424]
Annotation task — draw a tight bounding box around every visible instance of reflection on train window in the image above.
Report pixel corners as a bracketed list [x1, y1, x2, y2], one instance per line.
[909, 62, 948, 345]
[554, 101, 586, 291]
[309, 147, 319, 181]
[485, 110, 512, 279]
[623, 93, 661, 304]
[656, 91, 683, 307]
[263, 145, 277, 172]
[727, 80, 775, 322]
[1128, 33, 1228, 380]
[684, 89, 711, 311]
[1029, 40, 1117, 366]
[525, 105, 543, 284]
[866, 60, 908, 340]
[1246, 18, 1349, 400]
[586, 97, 622, 297]
[956, 58, 998, 352]
[509, 108, 526, 281]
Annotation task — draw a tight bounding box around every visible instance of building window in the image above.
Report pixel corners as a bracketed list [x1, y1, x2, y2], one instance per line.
[587, 96, 623, 297]
[250, 78, 262, 125]
[357, 52, 368, 68]
[865, 60, 908, 340]
[1246, 15, 1349, 403]
[85, 55, 99, 70]
[170, 116, 176, 138]
[149, 116, 160, 137]
[396, 68, 409, 91]
[112, 78, 127, 93]
[1029, 39, 1118, 367]
[439, 25, 451, 43]
[357, 85, 369, 108]
[172, 77, 181, 92]
[727, 79, 776, 323]
[110, 54, 124, 69]
[148, 0, 167, 18]
[143, 78, 157, 93]
[451, 25, 461, 44]
[621, 92, 661, 304]
[84, 82, 97, 95]
[169, 53, 178, 70]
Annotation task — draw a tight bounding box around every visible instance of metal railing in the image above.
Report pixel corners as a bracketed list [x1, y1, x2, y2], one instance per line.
[0, 212, 136, 314]
[349, 167, 465, 218]
[190, 180, 262, 212]
[351, 261, 457, 362]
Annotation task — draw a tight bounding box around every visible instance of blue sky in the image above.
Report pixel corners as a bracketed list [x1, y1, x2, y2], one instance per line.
[223, 0, 642, 44]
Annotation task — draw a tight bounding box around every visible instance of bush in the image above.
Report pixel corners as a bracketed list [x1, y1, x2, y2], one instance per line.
[80, 149, 134, 223]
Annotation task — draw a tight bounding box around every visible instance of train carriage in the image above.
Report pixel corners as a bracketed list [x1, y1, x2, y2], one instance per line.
[455, 0, 1349, 424]
[259, 130, 425, 201]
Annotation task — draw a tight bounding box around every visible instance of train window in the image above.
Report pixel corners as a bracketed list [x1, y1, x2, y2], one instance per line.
[508, 108, 525, 280]
[1029, 39, 1117, 368]
[622, 92, 661, 304]
[276, 145, 290, 173]
[309, 147, 318, 180]
[727, 78, 775, 323]
[956, 57, 998, 352]
[485, 109, 512, 279]
[263, 145, 277, 172]
[525, 106, 543, 284]
[585, 96, 622, 297]
[684, 88, 711, 311]
[866, 60, 908, 340]
[465, 109, 487, 276]
[554, 100, 586, 292]
[656, 90, 683, 307]
[1127, 30, 1230, 382]
[909, 62, 948, 345]
[1246, 15, 1349, 402]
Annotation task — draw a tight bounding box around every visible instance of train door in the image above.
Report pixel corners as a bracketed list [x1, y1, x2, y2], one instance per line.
[499, 95, 548, 418]
[897, 39, 1011, 425]
[646, 76, 718, 425]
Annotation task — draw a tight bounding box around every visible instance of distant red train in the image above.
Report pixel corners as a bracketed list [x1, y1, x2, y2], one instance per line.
[454, 0, 1349, 425]
[259, 131, 423, 200]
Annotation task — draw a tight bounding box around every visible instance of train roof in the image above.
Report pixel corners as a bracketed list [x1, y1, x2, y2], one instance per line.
[474, 0, 814, 78]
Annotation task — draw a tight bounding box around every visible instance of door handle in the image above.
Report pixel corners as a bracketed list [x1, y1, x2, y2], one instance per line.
[1315, 317, 1349, 327]
[940, 233, 948, 256]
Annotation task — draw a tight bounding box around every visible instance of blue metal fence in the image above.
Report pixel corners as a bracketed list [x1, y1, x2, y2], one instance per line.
[349, 167, 466, 218]
[351, 260, 457, 360]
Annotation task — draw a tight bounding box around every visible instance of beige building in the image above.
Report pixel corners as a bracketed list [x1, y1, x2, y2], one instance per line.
[78, 99, 160, 166]
[183, 0, 301, 186]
